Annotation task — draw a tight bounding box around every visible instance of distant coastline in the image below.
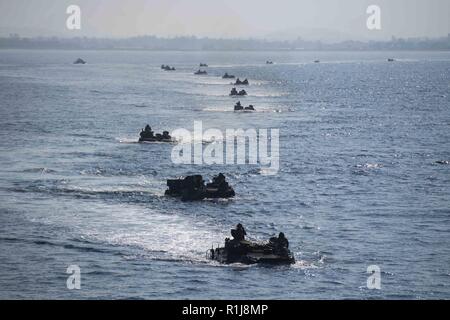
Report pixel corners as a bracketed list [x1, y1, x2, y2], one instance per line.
[1, 35, 450, 51]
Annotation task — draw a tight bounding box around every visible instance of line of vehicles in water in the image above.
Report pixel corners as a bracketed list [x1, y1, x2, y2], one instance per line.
[195, 63, 253, 108]
[143, 62, 293, 264]
[165, 174, 295, 264]
[162, 63, 255, 109]
[75, 58, 301, 265]
[72, 56, 402, 265]
[137, 123, 295, 264]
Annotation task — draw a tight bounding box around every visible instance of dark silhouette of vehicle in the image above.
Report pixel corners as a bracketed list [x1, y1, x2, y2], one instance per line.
[230, 88, 247, 96]
[234, 101, 255, 112]
[74, 58, 86, 64]
[234, 78, 249, 85]
[165, 174, 235, 201]
[222, 73, 235, 79]
[208, 225, 295, 265]
[161, 65, 176, 71]
[138, 125, 174, 143]
[194, 69, 207, 75]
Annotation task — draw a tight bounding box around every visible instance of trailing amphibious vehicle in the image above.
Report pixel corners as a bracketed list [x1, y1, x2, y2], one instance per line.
[222, 73, 235, 79]
[74, 58, 86, 64]
[234, 101, 255, 112]
[161, 65, 176, 71]
[138, 125, 174, 143]
[194, 69, 207, 75]
[234, 78, 249, 86]
[165, 173, 235, 201]
[208, 224, 295, 265]
[230, 88, 247, 96]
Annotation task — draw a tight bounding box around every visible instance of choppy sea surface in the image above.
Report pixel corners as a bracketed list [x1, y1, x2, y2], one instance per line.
[0, 50, 449, 299]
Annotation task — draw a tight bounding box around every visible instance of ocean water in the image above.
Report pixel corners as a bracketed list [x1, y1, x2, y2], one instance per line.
[0, 49, 449, 299]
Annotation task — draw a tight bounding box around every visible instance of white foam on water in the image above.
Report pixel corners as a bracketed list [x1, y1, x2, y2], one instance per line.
[116, 137, 139, 144]
[291, 259, 320, 270]
[65, 201, 226, 264]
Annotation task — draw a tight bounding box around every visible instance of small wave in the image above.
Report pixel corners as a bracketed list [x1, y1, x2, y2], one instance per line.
[79, 167, 158, 177]
[355, 163, 383, 169]
[292, 259, 319, 270]
[116, 137, 177, 144]
[56, 187, 158, 198]
[0, 236, 120, 255]
[249, 93, 286, 98]
[170, 89, 284, 98]
[259, 167, 279, 176]
[0, 236, 22, 243]
[116, 137, 139, 144]
[169, 89, 230, 97]
[10, 181, 162, 202]
[83, 270, 119, 276]
[22, 167, 57, 174]
[352, 163, 383, 175]
[62, 243, 118, 254]
[69, 133, 95, 138]
[228, 168, 262, 178]
[62, 150, 121, 158]
[189, 79, 234, 86]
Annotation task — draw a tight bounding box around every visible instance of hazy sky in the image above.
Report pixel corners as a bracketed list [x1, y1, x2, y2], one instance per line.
[0, 0, 449, 40]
